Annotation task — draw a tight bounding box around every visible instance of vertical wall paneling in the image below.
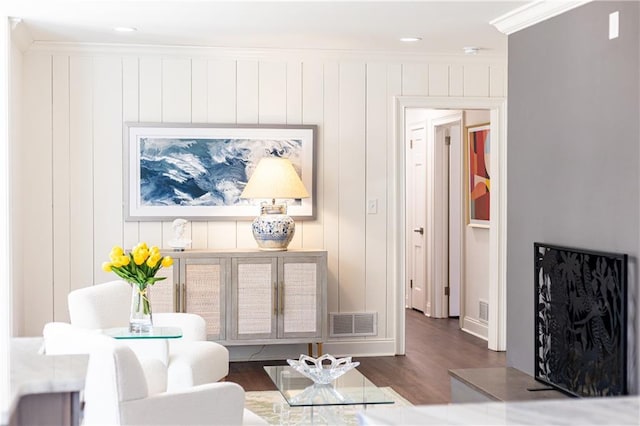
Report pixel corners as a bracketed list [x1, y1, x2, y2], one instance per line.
[323, 62, 340, 314]
[449, 65, 464, 97]
[10, 41, 24, 336]
[207, 59, 237, 123]
[286, 60, 304, 248]
[69, 56, 94, 294]
[52, 55, 70, 322]
[22, 54, 54, 335]
[286, 61, 303, 125]
[139, 57, 162, 122]
[93, 56, 123, 284]
[489, 65, 506, 98]
[301, 62, 324, 249]
[206, 59, 238, 247]
[236, 222, 257, 249]
[365, 63, 389, 337]
[463, 64, 490, 97]
[161, 58, 192, 249]
[428, 64, 449, 97]
[402, 63, 429, 96]
[162, 59, 192, 123]
[191, 59, 208, 124]
[190, 59, 209, 249]
[122, 57, 140, 249]
[338, 62, 366, 312]
[258, 61, 287, 124]
[236, 60, 259, 124]
[386, 63, 403, 338]
[138, 57, 163, 248]
[207, 222, 238, 249]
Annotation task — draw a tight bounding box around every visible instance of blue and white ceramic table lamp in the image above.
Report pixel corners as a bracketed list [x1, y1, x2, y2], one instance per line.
[241, 157, 309, 251]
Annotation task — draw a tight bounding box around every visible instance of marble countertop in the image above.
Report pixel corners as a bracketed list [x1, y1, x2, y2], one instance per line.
[2, 337, 88, 425]
[358, 395, 640, 425]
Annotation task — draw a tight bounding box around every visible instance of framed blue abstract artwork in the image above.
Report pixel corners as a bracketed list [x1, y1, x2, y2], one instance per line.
[124, 123, 316, 221]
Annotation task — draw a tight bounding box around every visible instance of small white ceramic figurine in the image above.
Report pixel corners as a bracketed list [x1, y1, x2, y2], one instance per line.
[168, 218, 191, 251]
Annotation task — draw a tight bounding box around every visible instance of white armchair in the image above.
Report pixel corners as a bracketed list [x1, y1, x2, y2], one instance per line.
[82, 335, 266, 425]
[66, 280, 229, 391]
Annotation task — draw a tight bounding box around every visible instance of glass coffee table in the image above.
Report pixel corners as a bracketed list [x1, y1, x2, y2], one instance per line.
[264, 365, 394, 423]
[103, 326, 183, 339]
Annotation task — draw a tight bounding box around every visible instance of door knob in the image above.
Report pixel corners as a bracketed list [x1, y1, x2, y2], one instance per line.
[413, 227, 424, 235]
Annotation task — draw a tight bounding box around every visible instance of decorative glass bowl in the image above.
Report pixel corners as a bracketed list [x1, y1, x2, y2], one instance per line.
[287, 354, 360, 384]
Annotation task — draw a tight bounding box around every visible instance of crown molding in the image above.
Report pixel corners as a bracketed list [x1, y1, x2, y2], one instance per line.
[24, 40, 506, 64]
[490, 0, 592, 35]
[8, 18, 32, 52]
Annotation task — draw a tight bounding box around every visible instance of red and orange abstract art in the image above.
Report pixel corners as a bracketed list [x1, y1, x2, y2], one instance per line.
[467, 124, 490, 225]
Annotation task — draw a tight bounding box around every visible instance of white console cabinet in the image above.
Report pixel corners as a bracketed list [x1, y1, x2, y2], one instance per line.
[150, 249, 327, 348]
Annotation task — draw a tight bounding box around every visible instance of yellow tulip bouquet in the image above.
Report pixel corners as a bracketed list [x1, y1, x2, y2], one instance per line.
[102, 243, 173, 318]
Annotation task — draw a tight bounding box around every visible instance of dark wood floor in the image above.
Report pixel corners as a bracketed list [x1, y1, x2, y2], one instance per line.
[227, 309, 506, 405]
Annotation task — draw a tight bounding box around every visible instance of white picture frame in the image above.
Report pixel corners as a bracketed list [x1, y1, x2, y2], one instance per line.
[124, 123, 316, 221]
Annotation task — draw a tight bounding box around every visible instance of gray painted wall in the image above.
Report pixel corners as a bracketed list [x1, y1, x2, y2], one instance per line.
[507, 0, 639, 392]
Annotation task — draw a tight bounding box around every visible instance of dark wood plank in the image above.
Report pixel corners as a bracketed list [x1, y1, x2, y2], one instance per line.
[227, 309, 506, 405]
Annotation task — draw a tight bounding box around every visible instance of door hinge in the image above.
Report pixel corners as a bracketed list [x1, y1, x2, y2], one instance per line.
[410, 279, 413, 289]
[445, 136, 451, 146]
[409, 139, 413, 149]
[444, 286, 450, 296]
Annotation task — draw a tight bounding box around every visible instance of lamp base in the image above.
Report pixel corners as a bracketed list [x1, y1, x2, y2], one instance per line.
[251, 203, 295, 251]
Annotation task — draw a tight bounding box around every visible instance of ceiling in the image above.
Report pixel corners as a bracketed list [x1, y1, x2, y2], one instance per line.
[6, 1, 527, 55]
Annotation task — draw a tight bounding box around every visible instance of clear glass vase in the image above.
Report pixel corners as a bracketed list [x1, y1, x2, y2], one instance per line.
[129, 283, 153, 333]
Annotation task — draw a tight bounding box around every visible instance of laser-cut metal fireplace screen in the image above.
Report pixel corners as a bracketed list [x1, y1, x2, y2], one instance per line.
[534, 243, 627, 397]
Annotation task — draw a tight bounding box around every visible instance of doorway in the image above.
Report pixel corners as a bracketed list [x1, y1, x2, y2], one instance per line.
[394, 97, 507, 354]
[405, 110, 463, 319]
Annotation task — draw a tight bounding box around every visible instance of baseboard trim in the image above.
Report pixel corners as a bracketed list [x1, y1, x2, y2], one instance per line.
[228, 339, 396, 362]
[462, 316, 488, 341]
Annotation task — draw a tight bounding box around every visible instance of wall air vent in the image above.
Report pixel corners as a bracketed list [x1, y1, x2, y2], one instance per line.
[479, 300, 489, 323]
[329, 312, 377, 337]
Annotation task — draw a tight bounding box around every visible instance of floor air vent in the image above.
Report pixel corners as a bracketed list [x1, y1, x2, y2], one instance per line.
[329, 312, 377, 337]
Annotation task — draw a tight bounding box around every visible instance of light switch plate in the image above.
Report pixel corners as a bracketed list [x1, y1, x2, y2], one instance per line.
[609, 11, 619, 40]
[367, 199, 378, 215]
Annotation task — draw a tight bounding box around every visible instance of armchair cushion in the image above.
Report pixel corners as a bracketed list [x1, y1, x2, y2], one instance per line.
[68, 280, 131, 329]
[167, 340, 229, 391]
[154, 312, 206, 341]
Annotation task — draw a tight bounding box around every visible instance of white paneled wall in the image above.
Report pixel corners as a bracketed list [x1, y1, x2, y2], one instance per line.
[16, 46, 505, 350]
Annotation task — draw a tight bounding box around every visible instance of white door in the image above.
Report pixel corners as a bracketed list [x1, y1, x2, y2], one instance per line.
[432, 113, 463, 319]
[408, 124, 427, 313]
[447, 122, 462, 317]
[433, 124, 450, 317]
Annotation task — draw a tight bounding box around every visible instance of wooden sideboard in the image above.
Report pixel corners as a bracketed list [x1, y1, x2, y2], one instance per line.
[151, 249, 327, 349]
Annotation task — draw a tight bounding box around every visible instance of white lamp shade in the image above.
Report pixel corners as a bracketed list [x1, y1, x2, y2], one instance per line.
[241, 157, 309, 200]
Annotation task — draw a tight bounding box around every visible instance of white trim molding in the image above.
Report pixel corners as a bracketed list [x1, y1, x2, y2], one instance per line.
[1, 15, 12, 423]
[462, 316, 489, 341]
[491, 0, 592, 35]
[394, 96, 507, 354]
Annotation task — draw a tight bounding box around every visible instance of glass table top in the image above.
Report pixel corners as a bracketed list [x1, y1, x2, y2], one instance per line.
[103, 326, 183, 339]
[264, 365, 395, 407]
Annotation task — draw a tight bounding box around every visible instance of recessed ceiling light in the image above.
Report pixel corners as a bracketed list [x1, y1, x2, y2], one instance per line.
[463, 46, 480, 55]
[114, 27, 137, 33]
[400, 37, 422, 43]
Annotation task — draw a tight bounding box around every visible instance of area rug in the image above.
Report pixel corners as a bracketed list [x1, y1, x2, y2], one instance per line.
[244, 387, 411, 425]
